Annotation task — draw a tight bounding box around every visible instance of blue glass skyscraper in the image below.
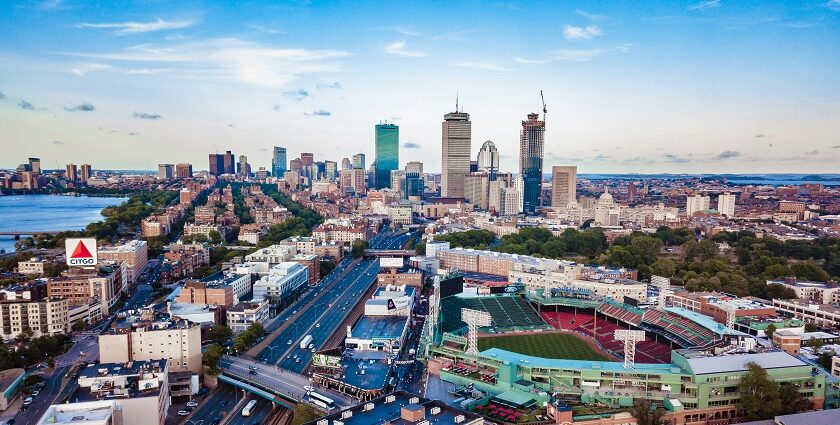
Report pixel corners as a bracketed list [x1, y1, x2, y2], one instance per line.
[375, 123, 399, 189]
[272, 146, 287, 177]
[519, 113, 545, 214]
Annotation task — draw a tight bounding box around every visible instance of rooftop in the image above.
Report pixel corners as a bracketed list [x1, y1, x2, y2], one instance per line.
[351, 316, 409, 341]
[37, 400, 117, 425]
[678, 350, 806, 375]
[303, 391, 482, 425]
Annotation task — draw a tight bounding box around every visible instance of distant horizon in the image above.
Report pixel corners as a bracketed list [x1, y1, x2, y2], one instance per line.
[1, 1, 839, 172]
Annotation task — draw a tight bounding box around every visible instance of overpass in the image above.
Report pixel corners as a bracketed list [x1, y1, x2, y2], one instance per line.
[363, 249, 416, 258]
[219, 356, 354, 409]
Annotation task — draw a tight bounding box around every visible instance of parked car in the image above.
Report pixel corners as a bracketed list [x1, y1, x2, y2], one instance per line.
[177, 410, 189, 416]
[187, 401, 198, 408]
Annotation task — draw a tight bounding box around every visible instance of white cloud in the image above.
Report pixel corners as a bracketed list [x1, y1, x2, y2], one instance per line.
[689, 0, 721, 11]
[563, 25, 602, 40]
[385, 41, 426, 57]
[64, 38, 349, 88]
[515, 49, 602, 64]
[76, 18, 195, 35]
[70, 62, 112, 76]
[452, 61, 511, 72]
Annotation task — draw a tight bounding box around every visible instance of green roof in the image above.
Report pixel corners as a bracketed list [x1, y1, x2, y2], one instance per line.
[494, 389, 537, 407]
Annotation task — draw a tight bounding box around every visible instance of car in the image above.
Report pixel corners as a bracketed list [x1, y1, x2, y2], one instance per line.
[23, 397, 33, 406]
[249, 365, 258, 371]
[249, 369, 257, 375]
[311, 348, 316, 352]
[287, 340, 292, 345]
[31, 390, 39, 397]
[295, 358, 301, 363]
[186, 401, 198, 408]
[315, 323, 320, 328]
[303, 385, 314, 392]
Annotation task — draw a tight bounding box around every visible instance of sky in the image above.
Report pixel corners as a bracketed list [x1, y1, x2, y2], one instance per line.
[1, 0, 840, 174]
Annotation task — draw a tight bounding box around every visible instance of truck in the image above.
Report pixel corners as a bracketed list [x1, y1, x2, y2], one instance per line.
[300, 334, 313, 350]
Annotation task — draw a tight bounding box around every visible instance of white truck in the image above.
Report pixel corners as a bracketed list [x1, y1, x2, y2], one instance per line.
[300, 334, 313, 350]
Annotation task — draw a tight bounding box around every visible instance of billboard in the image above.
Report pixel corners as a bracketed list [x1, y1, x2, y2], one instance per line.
[490, 284, 523, 294]
[380, 257, 404, 268]
[439, 275, 464, 299]
[312, 353, 342, 369]
[65, 238, 98, 266]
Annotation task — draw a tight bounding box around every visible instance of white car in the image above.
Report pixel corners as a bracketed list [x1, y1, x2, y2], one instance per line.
[187, 401, 198, 408]
[315, 324, 320, 328]
[23, 397, 33, 406]
[177, 410, 190, 416]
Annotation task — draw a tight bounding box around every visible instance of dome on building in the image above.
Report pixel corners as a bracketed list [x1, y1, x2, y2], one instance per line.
[598, 187, 614, 205]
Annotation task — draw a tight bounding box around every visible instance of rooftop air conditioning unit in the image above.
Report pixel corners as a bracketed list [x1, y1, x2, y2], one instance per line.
[385, 395, 396, 404]
[430, 407, 441, 415]
[341, 411, 353, 419]
[363, 403, 374, 411]
[454, 415, 465, 423]
[317, 420, 328, 425]
[409, 397, 420, 404]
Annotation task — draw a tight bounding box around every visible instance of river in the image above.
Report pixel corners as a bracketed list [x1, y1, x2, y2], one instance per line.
[0, 194, 128, 253]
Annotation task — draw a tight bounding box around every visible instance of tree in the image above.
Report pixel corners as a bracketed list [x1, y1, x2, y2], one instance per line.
[804, 322, 818, 333]
[738, 362, 781, 421]
[764, 323, 777, 339]
[202, 344, 224, 375]
[208, 230, 223, 245]
[779, 382, 811, 415]
[207, 325, 233, 345]
[71, 319, 87, 332]
[807, 336, 824, 351]
[351, 239, 369, 258]
[651, 258, 677, 278]
[631, 400, 668, 425]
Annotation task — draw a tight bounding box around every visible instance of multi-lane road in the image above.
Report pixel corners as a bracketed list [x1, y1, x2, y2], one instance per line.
[14, 366, 78, 425]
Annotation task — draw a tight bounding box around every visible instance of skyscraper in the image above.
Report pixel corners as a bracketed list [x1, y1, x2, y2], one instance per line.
[237, 155, 251, 177]
[686, 194, 711, 216]
[718, 193, 736, 217]
[222, 151, 235, 175]
[66, 164, 78, 182]
[341, 158, 352, 170]
[519, 113, 545, 214]
[209, 151, 235, 176]
[441, 107, 471, 198]
[375, 123, 399, 189]
[28, 158, 41, 174]
[476, 140, 500, 180]
[352, 153, 366, 170]
[550, 166, 577, 208]
[80, 164, 92, 183]
[158, 164, 174, 180]
[405, 161, 423, 174]
[175, 163, 193, 178]
[272, 146, 287, 177]
[300, 152, 314, 180]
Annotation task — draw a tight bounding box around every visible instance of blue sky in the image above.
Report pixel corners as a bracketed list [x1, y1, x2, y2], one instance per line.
[1, 0, 839, 173]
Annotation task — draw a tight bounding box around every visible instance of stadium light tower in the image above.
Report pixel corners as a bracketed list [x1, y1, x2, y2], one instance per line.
[651, 275, 671, 309]
[614, 329, 646, 369]
[462, 308, 492, 356]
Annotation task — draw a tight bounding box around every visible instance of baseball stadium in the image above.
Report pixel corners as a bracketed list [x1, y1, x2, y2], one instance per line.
[420, 274, 834, 424]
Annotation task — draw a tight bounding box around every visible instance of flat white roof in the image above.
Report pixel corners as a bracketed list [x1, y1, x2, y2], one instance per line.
[685, 351, 806, 375]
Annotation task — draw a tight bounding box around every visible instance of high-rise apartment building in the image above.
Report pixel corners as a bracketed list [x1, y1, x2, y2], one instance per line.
[550, 166, 577, 208]
[686, 194, 711, 216]
[208, 151, 234, 176]
[28, 158, 41, 174]
[520, 113, 545, 214]
[157, 164, 174, 180]
[352, 153, 366, 170]
[80, 164, 92, 183]
[477, 140, 500, 179]
[0, 296, 69, 339]
[441, 108, 472, 197]
[390, 169, 405, 195]
[324, 160, 337, 180]
[175, 163, 193, 178]
[718, 192, 736, 217]
[375, 124, 399, 189]
[237, 155, 251, 177]
[272, 146, 287, 177]
[66, 164, 78, 182]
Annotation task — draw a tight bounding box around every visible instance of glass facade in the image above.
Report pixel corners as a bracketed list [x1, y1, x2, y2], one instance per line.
[375, 124, 399, 189]
[272, 146, 287, 177]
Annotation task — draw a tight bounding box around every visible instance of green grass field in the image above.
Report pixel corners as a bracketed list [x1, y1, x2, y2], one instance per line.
[478, 332, 608, 361]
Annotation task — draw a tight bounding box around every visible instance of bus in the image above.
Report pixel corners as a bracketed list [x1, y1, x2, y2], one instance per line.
[308, 391, 335, 410]
[241, 400, 257, 417]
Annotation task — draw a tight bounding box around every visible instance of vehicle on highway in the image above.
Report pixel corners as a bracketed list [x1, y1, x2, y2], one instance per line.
[303, 385, 314, 392]
[23, 397, 33, 406]
[250, 369, 257, 375]
[241, 399, 257, 417]
[249, 365, 258, 371]
[300, 334, 313, 349]
[287, 339, 292, 345]
[315, 323, 320, 328]
[308, 391, 336, 410]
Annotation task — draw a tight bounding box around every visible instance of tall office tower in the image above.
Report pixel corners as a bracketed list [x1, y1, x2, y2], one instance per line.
[519, 113, 545, 214]
[289, 158, 302, 172]
[352, 153, 366, 170]
[300, 152, 314, 180]
[686, 194, 711, 216]
[717, 192, 736, 217]
[222, 151, 235, 174]
[404, 172, 424, 199]
[175, 163, 193, 178]
[501, 177, 524, 216]
[368, 161, 377, 189]
[405, 161, 423, 174]
[208, 153, 222, 176]
[80, 164, 92, 183]
[476, 140, 500, 180]
[341, 158, 352, 170]
[324, 161, 337, 180]
[158, 164, 174, 180]
[441, 107, 472, 198]
[375, 123, 399, 189]
[66, 164, 78, 182]
[237, 155, 252, 177]
[390, 169, 405, 194]
[28, 158, 41, 174]
[464, 172, 490, 210]
[550, 166, 577, 208]
[272, 146, 287, 177]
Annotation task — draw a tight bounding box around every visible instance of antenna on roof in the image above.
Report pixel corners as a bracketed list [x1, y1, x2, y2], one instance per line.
[540, 90, 547, 121]
[455, 92, 459, 112]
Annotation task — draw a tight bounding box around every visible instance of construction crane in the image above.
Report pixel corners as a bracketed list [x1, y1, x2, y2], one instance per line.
[540, 90, 547, 121]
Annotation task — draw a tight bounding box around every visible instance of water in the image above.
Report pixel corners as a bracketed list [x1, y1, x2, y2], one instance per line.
[0, 194, 128, 253]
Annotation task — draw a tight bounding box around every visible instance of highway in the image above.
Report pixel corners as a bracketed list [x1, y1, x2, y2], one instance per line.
[13, 366, 77, 425]
[184, 384, 242, 425]
[227, 397, 276, 425]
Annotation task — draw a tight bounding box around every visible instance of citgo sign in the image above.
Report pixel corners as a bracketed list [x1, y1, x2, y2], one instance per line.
[65, 238, 98, 266]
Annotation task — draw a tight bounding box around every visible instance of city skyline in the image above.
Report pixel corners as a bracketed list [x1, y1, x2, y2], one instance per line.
[1, 1, 840, 173]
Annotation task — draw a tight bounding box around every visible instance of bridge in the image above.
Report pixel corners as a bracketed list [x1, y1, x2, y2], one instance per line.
[219, 356, 354, 410]
[363, 249, 416, 258]
[0, 231, 64, 239]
